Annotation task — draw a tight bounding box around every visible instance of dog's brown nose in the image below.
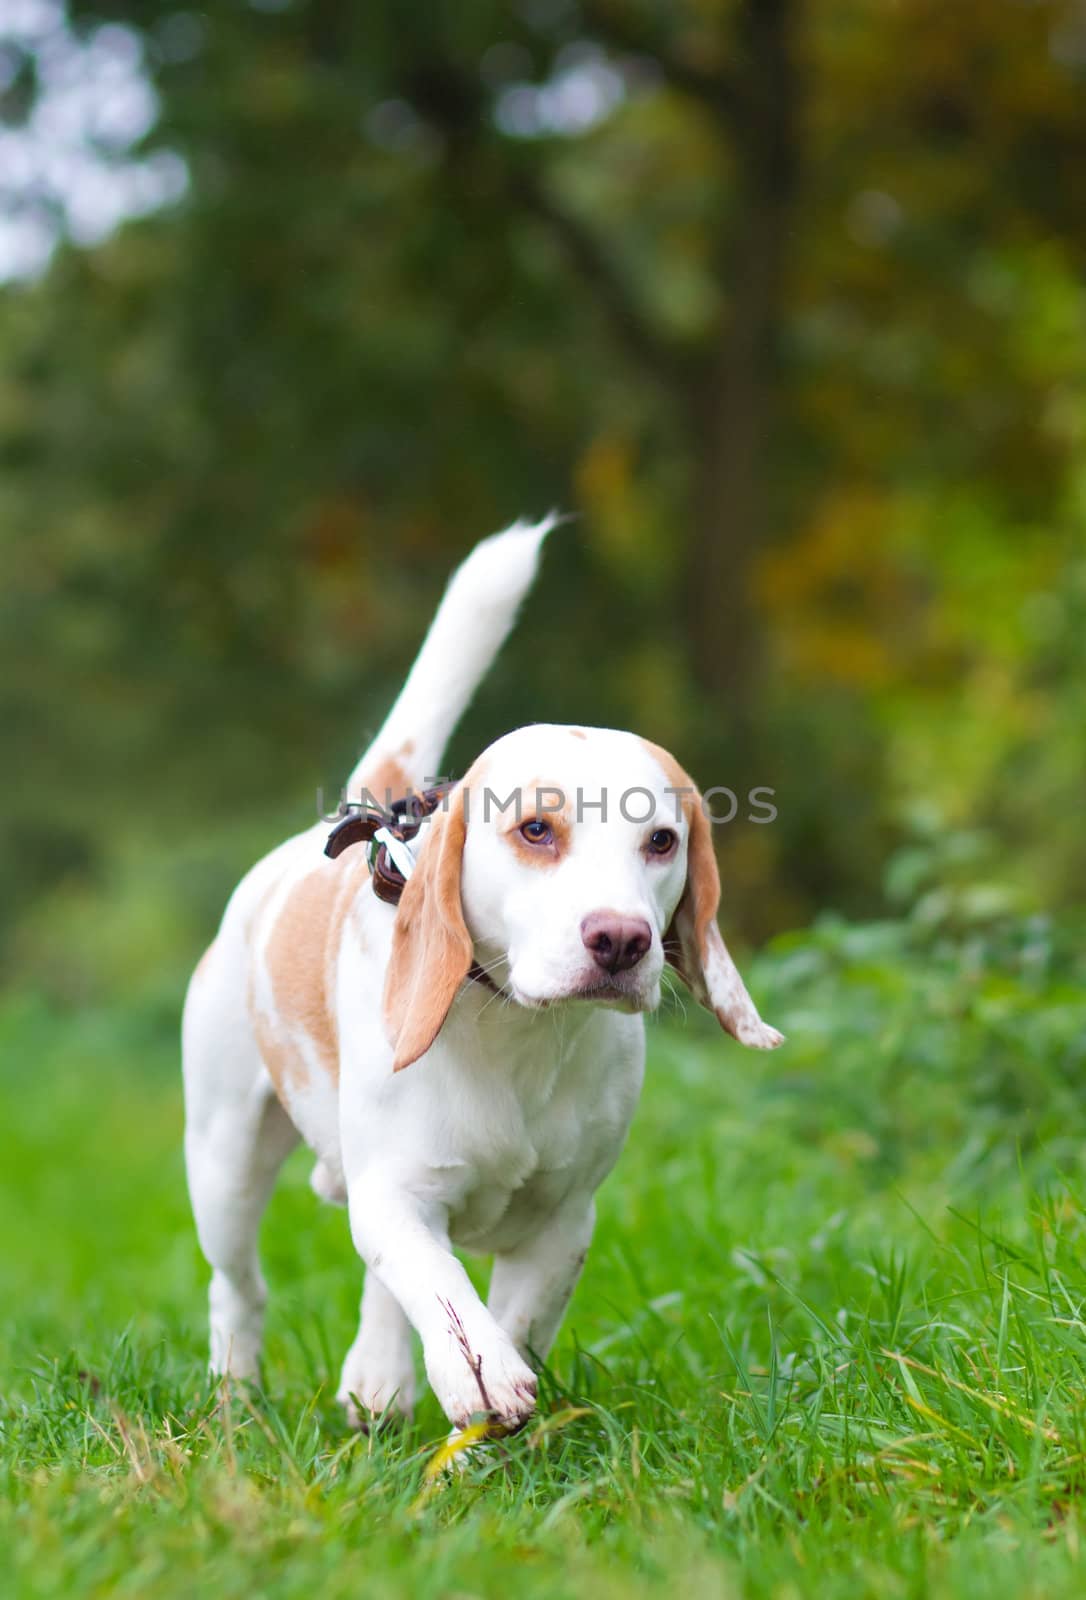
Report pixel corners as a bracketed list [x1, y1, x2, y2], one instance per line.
[580, 912, 652, 975]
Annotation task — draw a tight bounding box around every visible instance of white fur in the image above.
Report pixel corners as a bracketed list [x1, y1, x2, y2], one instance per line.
[182, 516, 779, 1435]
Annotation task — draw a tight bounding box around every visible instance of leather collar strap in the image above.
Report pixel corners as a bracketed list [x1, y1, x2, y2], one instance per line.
[324, 783, 499, 994]
[324, 781, 454, 899]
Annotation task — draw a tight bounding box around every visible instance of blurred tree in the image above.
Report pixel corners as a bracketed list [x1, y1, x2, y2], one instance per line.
[1, 0, 1085, 993]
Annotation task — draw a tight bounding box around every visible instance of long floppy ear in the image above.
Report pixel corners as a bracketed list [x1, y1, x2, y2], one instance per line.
[383, 787, 474, 1072]
[658, 760, 784, 1051]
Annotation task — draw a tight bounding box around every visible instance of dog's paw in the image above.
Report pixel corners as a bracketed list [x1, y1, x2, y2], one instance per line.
[335, 1363, 415, 1427]
[720, 1010, 786, 1051]
[208, 1323, 264, 1383]
[337, 1347, 416, 1429]
[426, 1305, 537, 1434]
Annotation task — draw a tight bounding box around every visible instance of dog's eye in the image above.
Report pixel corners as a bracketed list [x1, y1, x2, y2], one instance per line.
[647, 828, 677, 856]
[520, 819, 553, 846]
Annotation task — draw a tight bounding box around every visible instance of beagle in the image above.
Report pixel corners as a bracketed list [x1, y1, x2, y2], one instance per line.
[182, 518, 782, 1436]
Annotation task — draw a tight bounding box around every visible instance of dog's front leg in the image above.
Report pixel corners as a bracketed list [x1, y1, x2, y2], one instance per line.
[487, 1196, 596, 1365]
[348, 1174, 538, 1434]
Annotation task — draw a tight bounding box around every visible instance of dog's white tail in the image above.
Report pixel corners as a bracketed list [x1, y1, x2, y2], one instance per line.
[346, 515, 556, 801]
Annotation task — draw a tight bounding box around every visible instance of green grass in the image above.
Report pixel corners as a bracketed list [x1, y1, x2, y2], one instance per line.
[4, 911, 1086, 1598]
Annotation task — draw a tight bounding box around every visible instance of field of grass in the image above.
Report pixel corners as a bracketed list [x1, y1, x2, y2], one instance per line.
[3, 909, 1086, 1599]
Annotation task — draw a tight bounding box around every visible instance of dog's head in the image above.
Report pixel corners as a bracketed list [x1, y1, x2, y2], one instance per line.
[384, 724, 784, 1070]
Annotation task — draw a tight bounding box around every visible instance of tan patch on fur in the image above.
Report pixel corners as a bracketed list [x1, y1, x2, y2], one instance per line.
[569, 728, 588, 740]
[356, 739, 416, 806]
[639, 737, 722, 993]
[366, 755, 408, 805]
[384, 783, 475, 1072]
[507, 831, 566, 870]
[251, 1005, 300, 1101]
[638, 736, 780, 1048]
[501, 778, 569, 869]
[639, 739, 720, 952]
[253, 851, 369, 1098]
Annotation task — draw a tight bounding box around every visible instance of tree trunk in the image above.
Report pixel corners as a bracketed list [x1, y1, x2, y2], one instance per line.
[686, 0, 800, 722]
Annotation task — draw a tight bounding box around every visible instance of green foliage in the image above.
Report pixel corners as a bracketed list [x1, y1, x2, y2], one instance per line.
[2, 0, 1085, 983]
[4, 911, 1086, 1597]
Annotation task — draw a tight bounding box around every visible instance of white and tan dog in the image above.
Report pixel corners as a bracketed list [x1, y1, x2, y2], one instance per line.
[182, 518, 782, 1435]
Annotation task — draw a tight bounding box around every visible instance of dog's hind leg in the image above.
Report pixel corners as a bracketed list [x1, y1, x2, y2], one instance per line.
[184, 1074, 299, 1381]
[183, 938, 300, 1381]
[337, 1272, 417, 1428]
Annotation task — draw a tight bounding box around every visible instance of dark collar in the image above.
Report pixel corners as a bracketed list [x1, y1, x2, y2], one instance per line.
[324, 781, 453, 899]
[324, 783, 499, 994]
